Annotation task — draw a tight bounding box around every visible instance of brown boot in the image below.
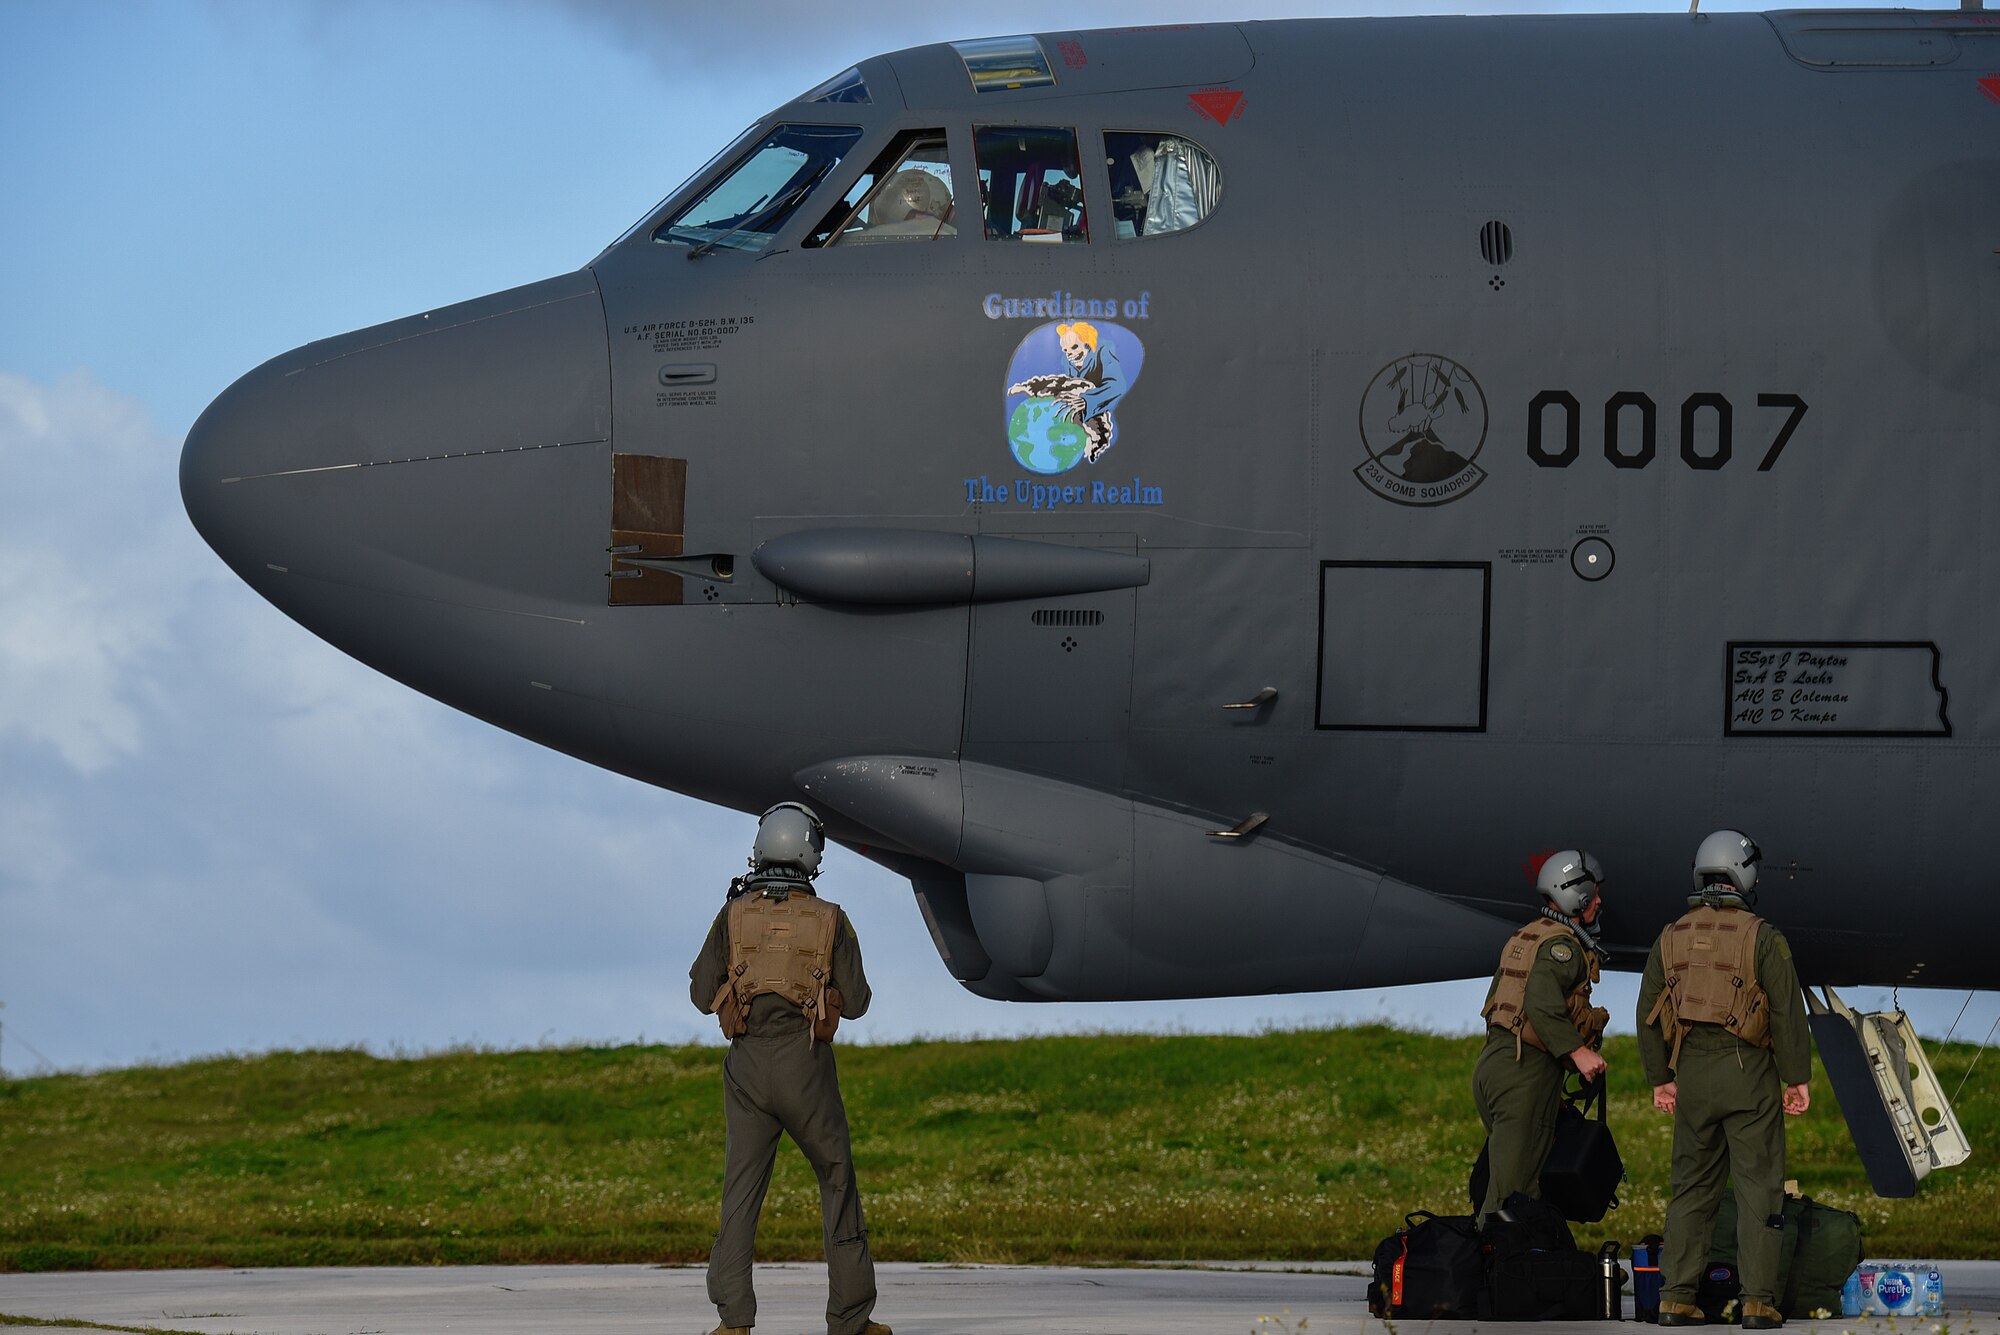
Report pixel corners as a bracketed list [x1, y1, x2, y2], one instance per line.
[856, 1325, 893, 1335]
[705, 1326, 750, 1335]
[1657, 1300, 1705, 1326]
[1742, 1300, 1785, 1330]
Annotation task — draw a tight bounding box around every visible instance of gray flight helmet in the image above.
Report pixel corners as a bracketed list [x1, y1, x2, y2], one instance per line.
[1537, 849, 1604, 917]
[1691, 828, 1761, 904]
[752, 801, 825, 877]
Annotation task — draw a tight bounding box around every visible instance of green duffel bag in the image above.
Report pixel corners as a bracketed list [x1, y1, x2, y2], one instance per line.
[1708, 1190, 1865, 1319]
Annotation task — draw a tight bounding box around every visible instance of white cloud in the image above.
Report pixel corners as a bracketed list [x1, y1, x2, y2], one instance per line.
[0, 372, 190, 772]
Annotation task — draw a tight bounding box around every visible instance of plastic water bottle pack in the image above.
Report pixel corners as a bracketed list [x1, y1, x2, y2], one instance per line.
[1843, 1262, 1945, 1317]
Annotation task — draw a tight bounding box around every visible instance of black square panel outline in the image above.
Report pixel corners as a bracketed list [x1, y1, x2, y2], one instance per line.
[1314, 559, 1492, 733]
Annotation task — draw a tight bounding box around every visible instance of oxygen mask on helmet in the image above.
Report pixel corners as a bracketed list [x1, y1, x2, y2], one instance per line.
[1689, 883, 1756, 911]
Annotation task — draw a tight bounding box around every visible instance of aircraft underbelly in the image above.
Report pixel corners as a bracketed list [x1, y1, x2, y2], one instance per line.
[799, 754, 1513, 1000]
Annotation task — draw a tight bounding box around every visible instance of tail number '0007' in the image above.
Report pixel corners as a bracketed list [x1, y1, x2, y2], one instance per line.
[1526, 391, 1807, 472]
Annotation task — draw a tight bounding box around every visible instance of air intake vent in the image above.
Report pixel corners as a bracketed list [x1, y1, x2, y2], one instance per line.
[1032, 609, 1104, 626]
[1479, 220, 1514, 266]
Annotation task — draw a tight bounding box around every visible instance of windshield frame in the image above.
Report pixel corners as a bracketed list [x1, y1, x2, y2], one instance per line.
[651, 122, 867, 256]
[596, 55, 904, 262]
[602, 121, 765, 256]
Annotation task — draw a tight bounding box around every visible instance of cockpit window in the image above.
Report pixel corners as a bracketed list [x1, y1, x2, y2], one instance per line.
[803, 66, 871, 105]
[608, 122, 761, 251]
[952, 36, 1056, 92]
[806, 131, 956, 247]
[974, 126, 1087, 243]
[654, 124, 863, 254]
[1105, 132, 1221, 240]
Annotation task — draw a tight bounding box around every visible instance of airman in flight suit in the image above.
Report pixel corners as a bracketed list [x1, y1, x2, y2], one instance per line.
[1640, 830, 1812, 1331]
[1473, 849, 1611, 1220]
[689, 802, 890, 1335]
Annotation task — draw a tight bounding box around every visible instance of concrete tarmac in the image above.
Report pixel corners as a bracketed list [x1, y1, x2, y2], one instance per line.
[1, 1261, 1994, 1335]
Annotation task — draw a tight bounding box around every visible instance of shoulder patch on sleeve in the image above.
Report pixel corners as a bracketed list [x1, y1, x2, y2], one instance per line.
[1549, 942, 1574, 963]
[1776, 934, 1792, 960]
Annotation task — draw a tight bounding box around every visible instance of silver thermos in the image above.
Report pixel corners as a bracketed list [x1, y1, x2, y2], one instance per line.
[1601, 1241, 1625, 1320]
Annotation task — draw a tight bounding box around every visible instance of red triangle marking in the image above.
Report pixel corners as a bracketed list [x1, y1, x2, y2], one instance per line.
[1188, 89, 1244, 125]
[1981, 75, 2000, 104]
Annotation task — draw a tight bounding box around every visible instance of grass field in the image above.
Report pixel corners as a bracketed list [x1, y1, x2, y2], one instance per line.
[1, 1026, 1993, 1272]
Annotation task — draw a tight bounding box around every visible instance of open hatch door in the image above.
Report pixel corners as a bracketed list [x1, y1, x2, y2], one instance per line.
[1806, 986, 1972, 1198]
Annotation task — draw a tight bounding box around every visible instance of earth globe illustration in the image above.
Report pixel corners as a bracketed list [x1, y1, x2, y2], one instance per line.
[1008, 397, 1088, 474]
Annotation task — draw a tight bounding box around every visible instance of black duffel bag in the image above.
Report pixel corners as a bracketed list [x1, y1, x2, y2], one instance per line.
[1368, 1211, 1485, 1320]
[1470, 1074, 1624, 1223]
[1540, 1074, 1624, 1222]
[1480, 1192, 1601, 1320]
[1487, 1247, 1604, 1320]
[1482, 1191, 1577, 1253]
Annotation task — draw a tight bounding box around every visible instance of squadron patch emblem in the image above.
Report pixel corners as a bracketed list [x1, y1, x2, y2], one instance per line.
[1550, 943, 1574, 962]
[1355, 353, 1488, 506]
[1004, 319, 1146, 474]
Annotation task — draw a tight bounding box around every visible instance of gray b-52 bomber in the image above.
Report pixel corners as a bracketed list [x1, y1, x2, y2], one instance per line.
[184, 14, 1994, 1190]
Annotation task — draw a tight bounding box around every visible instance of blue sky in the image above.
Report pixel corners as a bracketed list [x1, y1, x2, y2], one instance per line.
[1, 0, 1989, 1074]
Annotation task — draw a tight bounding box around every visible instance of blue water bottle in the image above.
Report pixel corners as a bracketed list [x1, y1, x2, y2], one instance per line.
[1841, 1267, 1863, 1318]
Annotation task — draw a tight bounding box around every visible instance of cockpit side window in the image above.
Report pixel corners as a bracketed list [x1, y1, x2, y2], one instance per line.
[974, 126, 1088, 243]
[653, 124, 863, 254]
[806, 131, 956, 247]
[803, 66, 871, 104]
[1105, 131, 1221, 240]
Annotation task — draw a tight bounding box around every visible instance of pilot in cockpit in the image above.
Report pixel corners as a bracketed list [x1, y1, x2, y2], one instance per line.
[863, 169, 955, 238]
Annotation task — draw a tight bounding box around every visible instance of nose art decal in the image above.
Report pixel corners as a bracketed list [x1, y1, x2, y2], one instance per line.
[1002, 320, 1146, 475]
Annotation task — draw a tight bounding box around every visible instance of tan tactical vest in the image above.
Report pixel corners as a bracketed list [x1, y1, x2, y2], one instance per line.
[1643, 904, 1772, 1066]
[1480, 917, 1607, 1058]
[711, 889, 841, 1042]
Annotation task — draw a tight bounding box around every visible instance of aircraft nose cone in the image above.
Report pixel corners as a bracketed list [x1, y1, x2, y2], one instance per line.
[180, 353, 300, 576]
[180, 269, 613, 629]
